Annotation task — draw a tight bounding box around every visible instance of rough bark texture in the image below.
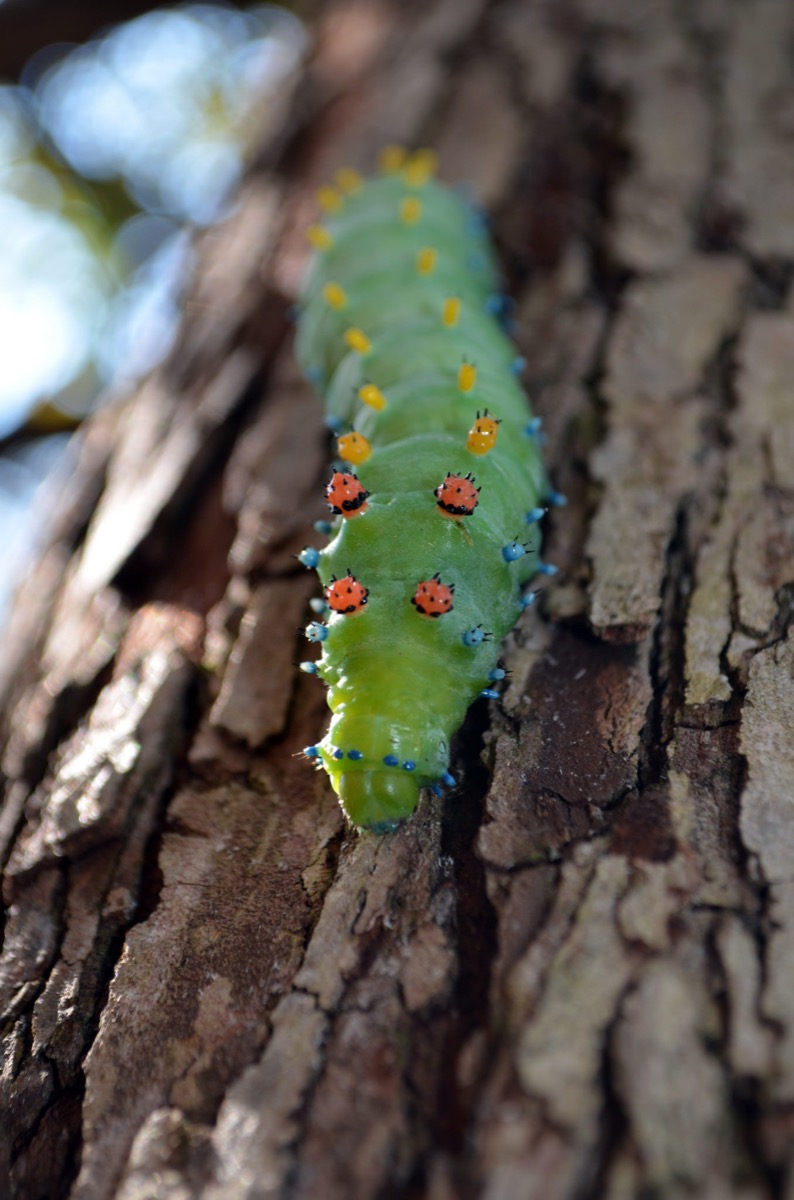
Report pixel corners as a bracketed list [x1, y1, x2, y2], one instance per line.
[2, 1, 794, 1197]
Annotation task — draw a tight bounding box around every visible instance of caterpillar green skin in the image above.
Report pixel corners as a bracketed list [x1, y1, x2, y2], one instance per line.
[296, 160, 548, 831]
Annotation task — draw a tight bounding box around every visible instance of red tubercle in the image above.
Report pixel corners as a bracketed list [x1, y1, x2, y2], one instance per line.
[435, 472, 479, 517]
[411, 574, 455, 618]
[326, 470, 369, 517]
[327, 573, 369, 614]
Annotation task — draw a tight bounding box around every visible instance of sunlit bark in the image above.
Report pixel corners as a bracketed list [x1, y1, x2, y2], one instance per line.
[2, 1, 793, 1197]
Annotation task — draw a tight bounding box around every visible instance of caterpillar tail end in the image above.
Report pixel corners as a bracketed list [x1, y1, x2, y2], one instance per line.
[335, 770, 421, 833]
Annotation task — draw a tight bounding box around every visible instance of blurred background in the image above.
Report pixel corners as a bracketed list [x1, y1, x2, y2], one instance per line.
[0, 0, 308, 626]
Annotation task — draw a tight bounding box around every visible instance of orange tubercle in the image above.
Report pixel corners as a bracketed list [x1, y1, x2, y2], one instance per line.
[403, 148, 438, 187]
[337, 432, 372, 465]
[379, 145, 407, 174]
[400, 196, 422, 225]
[307, 224, 332, 251]
[457, 362, 477, 393]
[316, 185, 342, 213]
[344, 327, 372, 354]
[416, 247, 437, 275]
[358, 383, 387, 412]
[442, 297, 461, 327]
[467, 409, 501, 455]
[323, 282, 347, 309]
[335, 167, 362, 194]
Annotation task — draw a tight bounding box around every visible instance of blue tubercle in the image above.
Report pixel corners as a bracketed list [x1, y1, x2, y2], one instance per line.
[488, 667, 506, 681]
[537, 562, 559, 576]
[402, 760, 416, 772]
[520, 590, 538, 610]
[526, 506, 546, 524]
[303, 745, 320, 759]
[524, 417, 543, 438]
[305, 622, 328, 642]
[325, 414, 344, 433]
[332, 747, 345, 760]
[347, 749, 363, 761]
[502, 539, 529, 563]
[314, 519, 334, 535]
[485, 293, 507, 317]
[299, 547, 320, 568]
[299, 661, 318, 674]
[467, 209, 488, 236]
[383, 754, 399, 767]
[309, 598, 329, 615]
[547, 489, 568, 507]
[462, 626, 488, 648]
[441, 771, 456, 788]
[511, 355, 527, 375]
[481, 688, 500, 700]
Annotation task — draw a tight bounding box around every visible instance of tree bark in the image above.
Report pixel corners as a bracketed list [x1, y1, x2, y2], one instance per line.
[2, 0, 794, 1197]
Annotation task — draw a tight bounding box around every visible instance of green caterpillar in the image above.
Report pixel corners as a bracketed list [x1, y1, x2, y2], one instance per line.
[295, 148, 556, 831]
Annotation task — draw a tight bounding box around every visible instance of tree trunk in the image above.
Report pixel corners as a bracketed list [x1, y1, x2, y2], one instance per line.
[2, 0, 793, 1197]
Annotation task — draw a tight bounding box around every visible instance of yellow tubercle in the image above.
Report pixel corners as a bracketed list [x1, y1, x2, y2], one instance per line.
[323, 281, 347, 310]
[416, 247, 437, 276]
[337, 432, 372, 465]
[467, 410, 501, 455]
[316, 185, 343, 213]
[358, 383, 387, 411]
[404, 148, 438, 186]
[400, 196, 422, 225]
[344, 327, 372, 354]
[336, 167, 363, 194]
[379, 144, 407, 174]
[307, 224, 333, 251]
[442, 297, 461, 328]
[458, 362, 477, 393]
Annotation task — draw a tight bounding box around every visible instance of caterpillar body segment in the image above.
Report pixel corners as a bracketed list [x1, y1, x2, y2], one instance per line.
[296, 158, 548, 830]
